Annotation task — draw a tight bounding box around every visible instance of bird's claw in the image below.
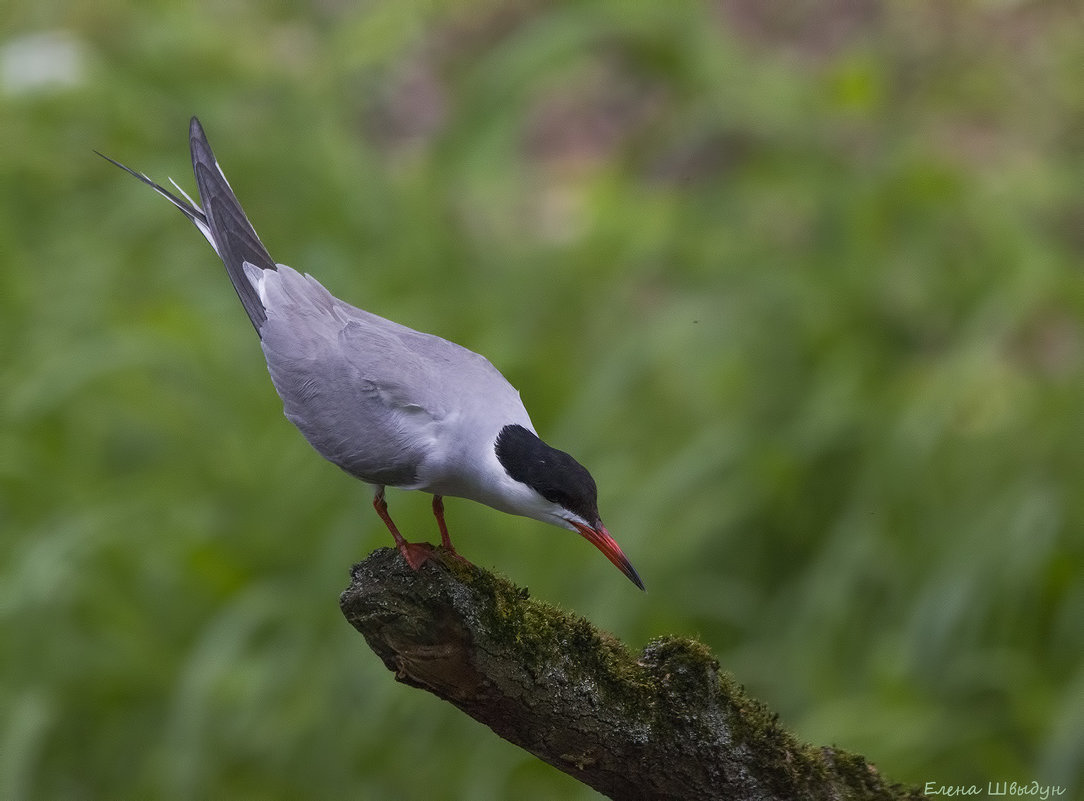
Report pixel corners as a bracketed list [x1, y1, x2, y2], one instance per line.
[396, 541, 474, 572]
[397, 541, 436, 571]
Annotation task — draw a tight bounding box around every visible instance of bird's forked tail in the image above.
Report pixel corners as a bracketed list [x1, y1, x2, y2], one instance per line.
[97, 116, 276, 332]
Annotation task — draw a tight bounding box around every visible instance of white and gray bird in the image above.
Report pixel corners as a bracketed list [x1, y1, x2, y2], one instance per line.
[101, 117, 644, 590]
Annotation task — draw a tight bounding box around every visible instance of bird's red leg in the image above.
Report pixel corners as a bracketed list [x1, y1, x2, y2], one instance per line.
[373, 487, 432, 570]
[431, 495, 473, 564]
[431, 495, 456, 553]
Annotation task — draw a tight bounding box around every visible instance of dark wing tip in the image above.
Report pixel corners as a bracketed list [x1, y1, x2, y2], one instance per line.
[188, 116, 215, 174]
[184, 116, 276, 330]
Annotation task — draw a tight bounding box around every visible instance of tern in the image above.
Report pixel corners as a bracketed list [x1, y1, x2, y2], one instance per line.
[100, 117, 644, 590]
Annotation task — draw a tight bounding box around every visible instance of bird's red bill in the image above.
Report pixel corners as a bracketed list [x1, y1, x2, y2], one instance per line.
[572, 521, 645, 591]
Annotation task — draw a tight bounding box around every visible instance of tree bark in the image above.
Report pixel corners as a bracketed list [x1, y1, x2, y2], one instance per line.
[340, 547, 925, 801]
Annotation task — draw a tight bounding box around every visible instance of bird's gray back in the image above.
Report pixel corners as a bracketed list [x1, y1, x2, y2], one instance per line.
[253, 265, 529, 489]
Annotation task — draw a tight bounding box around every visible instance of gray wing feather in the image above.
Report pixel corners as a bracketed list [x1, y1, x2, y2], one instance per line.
[189, 117, 276, 331]
[257, 266, 509, 487]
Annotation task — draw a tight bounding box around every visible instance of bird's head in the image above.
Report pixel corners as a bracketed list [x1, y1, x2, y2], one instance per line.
[494, 424, 644, 591]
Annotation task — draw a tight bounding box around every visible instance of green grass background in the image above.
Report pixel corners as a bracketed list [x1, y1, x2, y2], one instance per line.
[2, 1, 1082, 798]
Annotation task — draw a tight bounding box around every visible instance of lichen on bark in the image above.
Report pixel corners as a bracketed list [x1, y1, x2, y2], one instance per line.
[340, 547, 925, 801]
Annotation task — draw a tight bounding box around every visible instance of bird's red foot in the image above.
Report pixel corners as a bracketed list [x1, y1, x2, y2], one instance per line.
[397, 540, 436, 571]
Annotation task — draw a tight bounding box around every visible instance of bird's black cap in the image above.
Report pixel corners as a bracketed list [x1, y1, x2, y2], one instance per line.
[495, 424, 600, 524]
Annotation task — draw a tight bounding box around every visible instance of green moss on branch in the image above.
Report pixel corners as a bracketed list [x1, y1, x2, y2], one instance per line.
[340, 548, 925, 801]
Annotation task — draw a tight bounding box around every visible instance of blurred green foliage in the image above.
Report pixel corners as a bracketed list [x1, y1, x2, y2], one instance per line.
[2, 1, 1082, 798]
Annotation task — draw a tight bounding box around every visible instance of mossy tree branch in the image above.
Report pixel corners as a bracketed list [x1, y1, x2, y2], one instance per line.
[340, 548, 924, 801]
